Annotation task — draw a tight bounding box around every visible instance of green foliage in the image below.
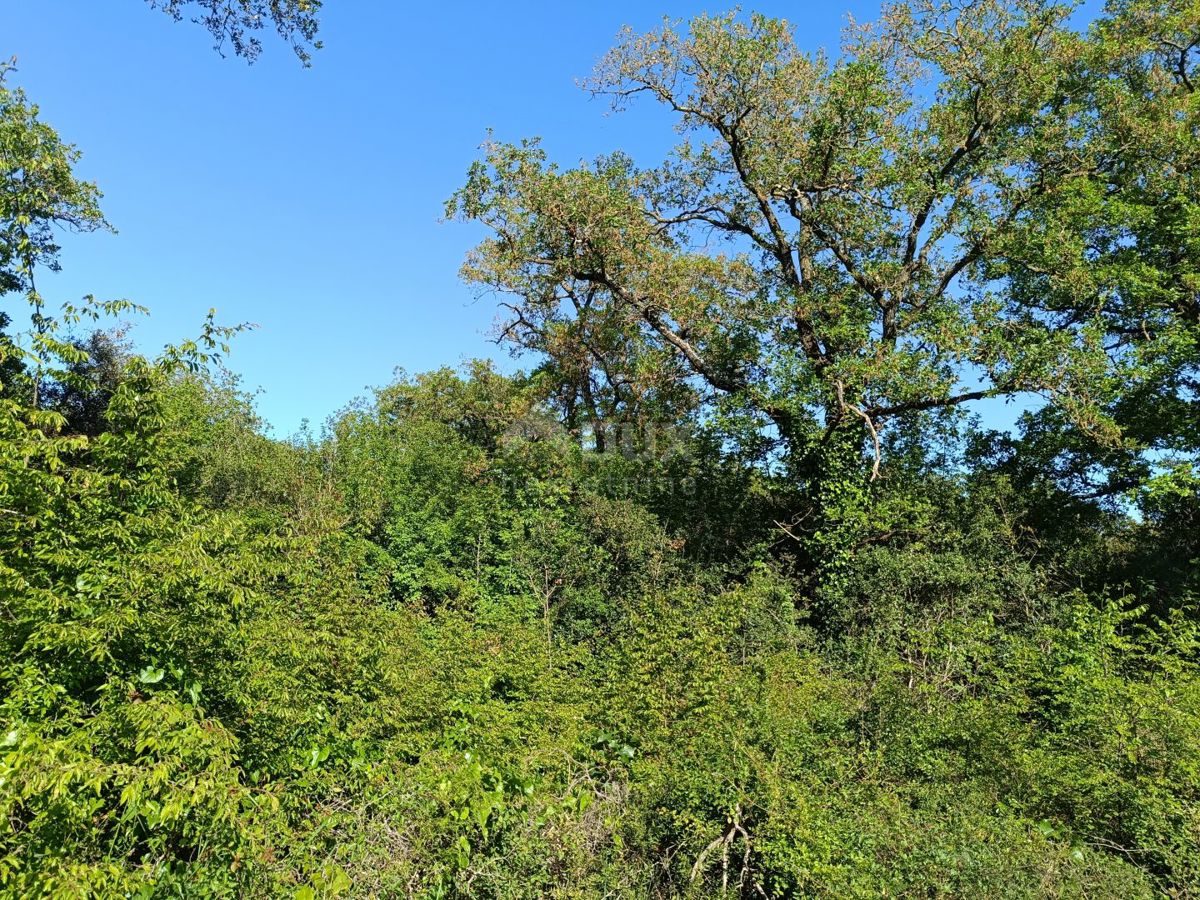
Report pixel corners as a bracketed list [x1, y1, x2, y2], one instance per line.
[448, 0, 1200, 605]
[147, 0, 323, 64]
[3, 339, 1198, 896]
[3, 1, 1199, 897]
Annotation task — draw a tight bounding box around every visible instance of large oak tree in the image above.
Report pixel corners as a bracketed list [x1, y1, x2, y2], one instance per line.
[450, 0, 1198, 504]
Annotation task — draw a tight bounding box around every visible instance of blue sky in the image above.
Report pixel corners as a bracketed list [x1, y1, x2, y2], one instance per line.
[6, 1, 1048, 434]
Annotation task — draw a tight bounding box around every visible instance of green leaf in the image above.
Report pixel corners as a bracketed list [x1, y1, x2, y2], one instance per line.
[137, 666, 165, 684]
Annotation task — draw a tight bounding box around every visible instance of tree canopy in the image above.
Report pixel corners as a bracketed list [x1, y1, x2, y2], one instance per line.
[450, 0, 1198, 491]
[146, 0, 323, 63]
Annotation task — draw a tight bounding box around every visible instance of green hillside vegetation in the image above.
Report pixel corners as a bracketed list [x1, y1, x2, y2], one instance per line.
[2, 1, 1198, 896]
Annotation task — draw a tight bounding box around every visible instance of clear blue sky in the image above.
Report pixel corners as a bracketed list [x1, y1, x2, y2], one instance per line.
[6, 1, 1054, 434]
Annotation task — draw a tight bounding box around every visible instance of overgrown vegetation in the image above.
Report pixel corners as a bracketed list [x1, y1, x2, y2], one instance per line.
[2, 1, 1198, 896]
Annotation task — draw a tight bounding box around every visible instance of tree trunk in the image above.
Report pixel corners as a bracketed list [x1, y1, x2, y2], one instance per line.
[802, 414, 872, 631]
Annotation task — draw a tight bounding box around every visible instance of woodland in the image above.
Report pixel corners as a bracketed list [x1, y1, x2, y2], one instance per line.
[1, 0, 1199, 896]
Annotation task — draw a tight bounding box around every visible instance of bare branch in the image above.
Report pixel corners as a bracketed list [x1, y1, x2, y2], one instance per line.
[837, 380, 882, 480]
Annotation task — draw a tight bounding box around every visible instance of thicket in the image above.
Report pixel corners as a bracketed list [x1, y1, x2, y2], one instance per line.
[2, 1, 1198, 897]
